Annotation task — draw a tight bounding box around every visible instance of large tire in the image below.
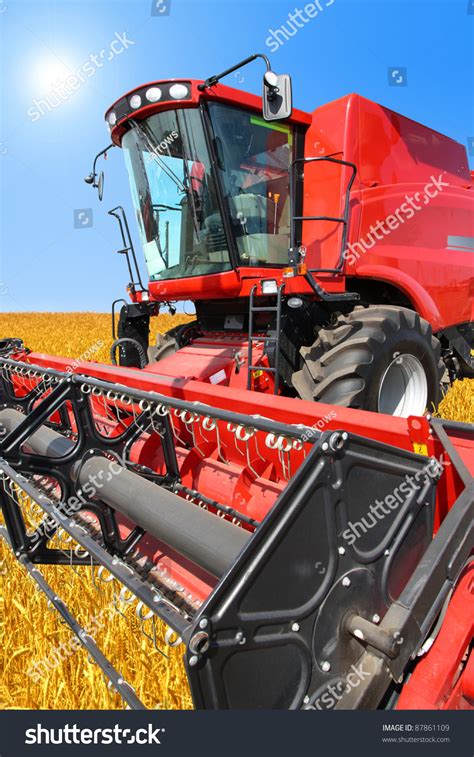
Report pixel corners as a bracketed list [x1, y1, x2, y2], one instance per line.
[292, 306, 444, 416]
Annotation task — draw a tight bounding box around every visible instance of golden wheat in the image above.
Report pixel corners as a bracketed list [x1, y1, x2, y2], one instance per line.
[0, 313, 472, 710]
[0, 312, 192, 364]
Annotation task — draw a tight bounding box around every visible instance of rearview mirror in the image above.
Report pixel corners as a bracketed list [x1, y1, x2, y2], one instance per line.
[262, 72, 292, 121]
[84, 144, 114, 201]
[97, 171, 104, 202]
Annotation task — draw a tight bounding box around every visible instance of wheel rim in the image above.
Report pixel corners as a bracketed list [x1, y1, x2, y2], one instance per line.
[377, 353, 428, 417]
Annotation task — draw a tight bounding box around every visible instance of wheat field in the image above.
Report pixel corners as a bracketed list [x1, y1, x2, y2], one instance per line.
[0, 312, 472, 710]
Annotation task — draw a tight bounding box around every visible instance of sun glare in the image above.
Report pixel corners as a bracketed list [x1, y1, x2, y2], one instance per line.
[33, 56, 73, 92]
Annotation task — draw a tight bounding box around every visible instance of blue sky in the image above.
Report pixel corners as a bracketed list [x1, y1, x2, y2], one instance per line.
[0, 0, 473, 311]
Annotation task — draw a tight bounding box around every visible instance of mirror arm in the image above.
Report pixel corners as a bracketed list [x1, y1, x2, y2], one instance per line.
[92, 143, 114, 176]
[198, 53, 272, 91]
[85, 143, 115, 188]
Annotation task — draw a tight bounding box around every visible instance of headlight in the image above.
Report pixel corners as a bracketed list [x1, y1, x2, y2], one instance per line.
[288, 297, 303, 309]
[146, 87, 162, 103]
[129, 94, 142, 109]
[169, 83, 189, 100]
[261, 279, 278, 295]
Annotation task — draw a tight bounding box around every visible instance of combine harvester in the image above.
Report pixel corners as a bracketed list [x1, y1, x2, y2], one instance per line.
[0, 55, 473, 710]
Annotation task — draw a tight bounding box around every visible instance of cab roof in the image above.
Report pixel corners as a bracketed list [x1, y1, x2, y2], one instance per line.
[105, 78, 312, 146]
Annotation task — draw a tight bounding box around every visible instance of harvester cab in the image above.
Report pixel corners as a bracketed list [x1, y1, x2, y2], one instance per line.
[0, 55, 472, 712]
[92, 54, 473, 419]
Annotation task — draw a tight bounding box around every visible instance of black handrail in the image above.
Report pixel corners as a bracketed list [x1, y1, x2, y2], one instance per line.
[108, 206, 145, 291]
[289, 156, 357, 274]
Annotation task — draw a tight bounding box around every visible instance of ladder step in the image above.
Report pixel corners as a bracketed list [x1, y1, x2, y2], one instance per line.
[249, 366, 277, 373]
[248, 285, 284, 394]
[249, 306, 280, 313]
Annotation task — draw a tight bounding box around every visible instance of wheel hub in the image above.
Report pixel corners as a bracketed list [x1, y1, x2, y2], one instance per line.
[378, 353, 428, 417]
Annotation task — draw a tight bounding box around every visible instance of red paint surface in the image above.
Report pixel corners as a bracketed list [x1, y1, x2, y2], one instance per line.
[397, 565, 474, 710]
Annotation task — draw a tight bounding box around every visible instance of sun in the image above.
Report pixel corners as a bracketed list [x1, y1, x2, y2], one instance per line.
[33, 56, 72, 92]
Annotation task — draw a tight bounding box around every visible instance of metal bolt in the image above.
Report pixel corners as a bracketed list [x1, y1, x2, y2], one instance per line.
[235, 631, 243, 641]
[329, 432, 345, 451]
[303, 695, 310, 704]
[384, 549, 390, 556]
[321, 661, 331, 672]
[372, 614, 381, 624]
[291, 622, 300, 632]
[322, 442, 329, 452]
[342, 432, 348, 441]
[189, 655, 198, 667]
[199, 618, 208, 629]
[153, 595, 161, 603]
[338, 546, 345, 555]
[189, 631, 210, 656]
[342, 576, 351, 587]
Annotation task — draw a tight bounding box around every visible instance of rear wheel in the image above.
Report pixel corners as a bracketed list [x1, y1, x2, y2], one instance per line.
[292, 306, 444, 417]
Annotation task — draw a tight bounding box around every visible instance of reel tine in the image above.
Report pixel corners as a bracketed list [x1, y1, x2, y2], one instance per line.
[90, 555, 105, 594]
[253, 430, 267, 464]
[165, 625, 183, 647]
[135, 602, 169, 658]
[142, 402, 162, 438]
[169, 408, 189, 447]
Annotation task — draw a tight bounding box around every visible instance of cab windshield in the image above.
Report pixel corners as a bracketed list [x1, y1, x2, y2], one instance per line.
[209, 103, 294, 266]
[122, 105, 294, 281]
[122, 109, 231, 281]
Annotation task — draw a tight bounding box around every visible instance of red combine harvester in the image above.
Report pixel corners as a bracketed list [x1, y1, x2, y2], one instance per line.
[0, 55, 472, 710]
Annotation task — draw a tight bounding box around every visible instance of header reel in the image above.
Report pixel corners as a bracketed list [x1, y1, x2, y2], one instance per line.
[0, 346, 472, 709]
